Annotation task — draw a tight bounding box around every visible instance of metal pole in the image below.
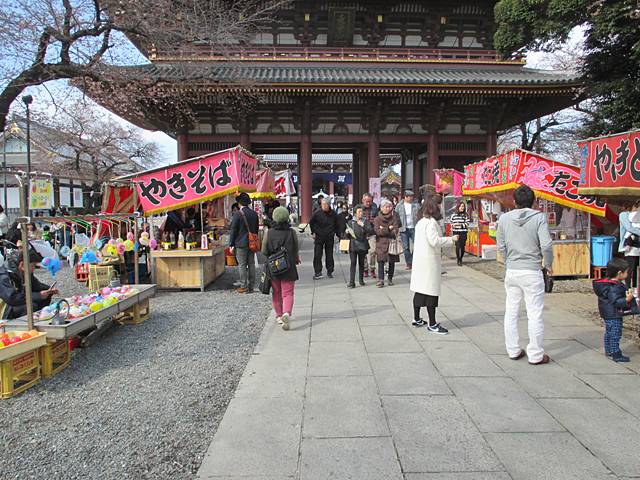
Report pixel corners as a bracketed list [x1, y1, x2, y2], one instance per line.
[149, 214, 156, 284]
[133, 190, 139, 285]
[25, 104, 31, 174]
[2, 129, 7, 211]
[16, 175, 34, 330]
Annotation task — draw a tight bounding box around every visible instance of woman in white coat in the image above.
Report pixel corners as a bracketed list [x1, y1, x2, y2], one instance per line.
[410, 194, 458, 333]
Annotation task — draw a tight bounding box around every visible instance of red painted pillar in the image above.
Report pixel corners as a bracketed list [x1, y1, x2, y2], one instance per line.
[360, 146, 369, 196]
[240, 115, 251, 151]
[368, 132, 380, 181]
[352, 151, 360, 204]
[427, 134, 438, 186]
[487, 133, 497, 157]
[400, 152, 407, 196]
[413, 148, 422, 194]
[177, 133, 189, 161]
[300, 132, 313, 223]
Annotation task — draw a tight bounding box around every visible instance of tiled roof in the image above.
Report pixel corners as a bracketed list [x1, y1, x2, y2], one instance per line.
[131, 64, 580, 86]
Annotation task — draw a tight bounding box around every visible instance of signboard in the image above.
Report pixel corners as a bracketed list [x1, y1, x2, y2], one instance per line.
[274, 170, 296, 197]
[369, 178, 381, 206]
[30, 179, 53, 209]
[577, 130, 640, 196]
[134, 148, 257, 215]
[463, 148, 607, 216]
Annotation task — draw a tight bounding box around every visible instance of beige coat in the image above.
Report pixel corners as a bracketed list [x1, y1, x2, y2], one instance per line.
[410, 217, 454, 296]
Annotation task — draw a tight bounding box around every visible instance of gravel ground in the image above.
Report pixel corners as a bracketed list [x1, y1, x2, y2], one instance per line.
[445, 246, 640, 341]
[0, 257, 274, 479]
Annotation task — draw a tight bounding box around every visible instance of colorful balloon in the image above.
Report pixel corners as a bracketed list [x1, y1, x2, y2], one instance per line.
[127, 232, 135, 241]
[80, 251, 97, 264]
[116, 242, 126, 255]
[124, 239, 134, 251]
[94, 239, 103, 249]
[149, 239, 157, 249]
[42, 257, 63, 276]
[60, 246, 70, 257]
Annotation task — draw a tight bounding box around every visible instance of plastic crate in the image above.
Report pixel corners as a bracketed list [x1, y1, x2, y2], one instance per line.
[40, 339, 70, 379]
[591, 265, 607, 279]
[75, 264, 89, 282]
[1, 349, 40, 399]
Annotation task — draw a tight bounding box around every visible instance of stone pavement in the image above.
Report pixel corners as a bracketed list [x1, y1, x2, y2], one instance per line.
[198, 239, 640, 479]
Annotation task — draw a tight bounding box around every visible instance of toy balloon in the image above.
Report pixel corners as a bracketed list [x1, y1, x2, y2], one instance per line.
[116, 238, 123, 244]
[60, 246, 71, 257]
[108, 238, 116, 245]
[139, 236, 149, 246]
[149, 239, 157, 249]
[80, 251, 97, 265]
[42, 257, 63, 276]
[133, 241, 139, 252]
[106, 245, 117, 256]
[116, 242, 126, 255]
[88, 244, 98, 253]
[127, 232, 135, 241]
[94, 239, 103, 249]
[124, 239, 134, 251]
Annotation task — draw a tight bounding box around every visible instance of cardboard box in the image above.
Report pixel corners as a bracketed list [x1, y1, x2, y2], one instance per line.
[206, 217, 230, 227]
[89, 265, 114, 291]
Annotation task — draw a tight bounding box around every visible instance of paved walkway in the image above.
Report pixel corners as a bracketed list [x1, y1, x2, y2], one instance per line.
[198, 238, 640, 479]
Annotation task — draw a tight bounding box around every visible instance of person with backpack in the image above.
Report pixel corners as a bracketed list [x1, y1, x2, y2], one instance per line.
[261, 207, 300, 331]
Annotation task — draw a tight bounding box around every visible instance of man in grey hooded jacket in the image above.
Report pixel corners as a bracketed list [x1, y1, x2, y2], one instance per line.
[496, 185, 553, 365]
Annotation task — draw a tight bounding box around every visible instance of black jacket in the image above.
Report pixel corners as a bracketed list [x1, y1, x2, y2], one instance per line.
[361, 203, 378, 236]
[0, 265, 50, 319]
[262, 227, 299, 282]
[309, 208, 339, 242]
[593, 278, 640, 319]
[337, 211, 353, 239]
[346, 218, 374, 252]
[229, 207, 259, 248]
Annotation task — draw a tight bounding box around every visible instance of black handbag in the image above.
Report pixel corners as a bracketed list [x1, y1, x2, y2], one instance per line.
[258, 265, 271, 294]
[543, 268, 554, 293]
[624, 234, 640, 248]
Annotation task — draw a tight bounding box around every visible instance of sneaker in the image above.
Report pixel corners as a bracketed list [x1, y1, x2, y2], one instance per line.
[427, 323, 449, 334]
[327, 271, 333, 278]
[276, 316, 283, 324]
[412, 318, 427, 327]
[281, 313, 290, 331]
[347, 283, 355, 288]
[406, 264, 412, 270]
[371, 269, 377, 278]
[313, 273, 323, 280]
[611, 352, 630, 362]
[363, 270, 369, 278]
[237, 287, 249, 293]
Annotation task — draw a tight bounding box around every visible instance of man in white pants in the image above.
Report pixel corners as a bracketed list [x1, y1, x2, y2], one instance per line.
[496, 185, 553, 365]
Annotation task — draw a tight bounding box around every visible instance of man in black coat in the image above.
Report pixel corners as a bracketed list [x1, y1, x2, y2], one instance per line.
[0, 249, 58, 319]
[229, 192, 259, 293]
[309, 199, 339, 279]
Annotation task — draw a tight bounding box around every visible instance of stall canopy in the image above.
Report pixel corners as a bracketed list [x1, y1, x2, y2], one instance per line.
[114, 146, 258, 216]
[463, 148, 608, 217]
[435, 169, 464, 196]
[249, 168, 275, 201]
[577, 130, 640, 200]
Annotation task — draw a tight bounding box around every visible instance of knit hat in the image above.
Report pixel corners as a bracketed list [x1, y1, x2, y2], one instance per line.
[380, 198, 392, 209]
[272, 206, 289, 223]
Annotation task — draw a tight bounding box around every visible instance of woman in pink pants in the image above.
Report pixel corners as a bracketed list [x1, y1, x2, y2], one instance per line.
[261, 207, 300, 330]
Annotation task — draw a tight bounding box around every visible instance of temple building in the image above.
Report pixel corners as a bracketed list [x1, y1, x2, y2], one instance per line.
[89, 0, 583, 222]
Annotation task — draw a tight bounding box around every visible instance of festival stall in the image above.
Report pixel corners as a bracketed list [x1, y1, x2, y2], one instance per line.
[434, 168, 469, 236]
[118, 146, 258, 291]
[464, 148, 609, 276]
[577, 130, 640, 203]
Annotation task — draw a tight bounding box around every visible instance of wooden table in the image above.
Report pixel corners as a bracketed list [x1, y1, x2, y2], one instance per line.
[152, 245, 227, 291]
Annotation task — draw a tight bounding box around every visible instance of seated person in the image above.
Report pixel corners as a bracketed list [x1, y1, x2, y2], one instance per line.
[0, 249, 58, 319]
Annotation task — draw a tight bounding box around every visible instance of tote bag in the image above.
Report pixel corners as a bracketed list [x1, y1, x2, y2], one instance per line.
[388, 235, 405, 256]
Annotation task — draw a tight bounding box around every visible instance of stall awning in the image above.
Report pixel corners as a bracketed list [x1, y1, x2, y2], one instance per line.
[114, 146, 258, 216]
[249, 168, 275, 201]
[577, 130, 640, 200]
[463, 148, 608, 216]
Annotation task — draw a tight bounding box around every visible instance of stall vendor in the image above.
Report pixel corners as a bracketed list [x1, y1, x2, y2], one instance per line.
[0, 249, 58, 319]
[185, 207, 202, 233]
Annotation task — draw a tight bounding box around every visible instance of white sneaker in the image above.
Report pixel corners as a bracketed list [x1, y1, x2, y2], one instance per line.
[276, 316, 283, 324]
[281, 313, 290, 331]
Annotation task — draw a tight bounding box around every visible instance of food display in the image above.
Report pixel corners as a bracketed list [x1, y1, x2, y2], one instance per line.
[33, 285, 140, 321]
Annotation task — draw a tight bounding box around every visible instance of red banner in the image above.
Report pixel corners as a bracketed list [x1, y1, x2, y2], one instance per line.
[464, 148, 607, 216]
[133, 147, 257, 215]
[577, 130, 640, 196]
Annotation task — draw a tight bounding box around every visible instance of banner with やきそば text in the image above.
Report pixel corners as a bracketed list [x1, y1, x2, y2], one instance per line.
[133, 147, 257, 215]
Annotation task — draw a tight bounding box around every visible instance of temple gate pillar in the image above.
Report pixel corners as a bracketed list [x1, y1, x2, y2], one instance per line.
[240, 115, 251, 151]
[360, 146, 369, 197]
[299, 131, 313, 223]
[412, 147, 423, 198]
[177, 133, 189, 161]
[400, 151, 407, 196]
[487, 133, 497, 157]
[427, 134, 438, 186]
[368, 131, 380, 181]
[352, 150, 360, 204]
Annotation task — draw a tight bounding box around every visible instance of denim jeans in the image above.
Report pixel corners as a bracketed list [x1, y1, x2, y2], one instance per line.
[235, 247, 255, 290]
[400, 228, 415, 265]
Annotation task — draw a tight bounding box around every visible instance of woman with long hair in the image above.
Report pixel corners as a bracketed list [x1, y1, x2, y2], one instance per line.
[410, 194, 459, 333]
[450, 201, 469, 266]
[373, 198, 400, 287]
[261, 206, 300, 330]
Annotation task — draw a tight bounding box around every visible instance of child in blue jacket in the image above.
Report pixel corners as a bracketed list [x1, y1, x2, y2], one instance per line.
[593, 257, 640, 362]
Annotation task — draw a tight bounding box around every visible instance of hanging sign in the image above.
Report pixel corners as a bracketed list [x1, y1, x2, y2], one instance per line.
[435, 170, 465, 196]
[577, 130, 640, 197]
[30, 179, 53, 209]
[463, 148, 607, 216]
[133, 147, 257, 215]
[274, 171, 296, 197]
[369, 177, 381, 206]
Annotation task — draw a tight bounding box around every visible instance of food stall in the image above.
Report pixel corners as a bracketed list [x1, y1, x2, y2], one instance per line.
[117, 146, 258, 291]
[464, 149, 610, 276]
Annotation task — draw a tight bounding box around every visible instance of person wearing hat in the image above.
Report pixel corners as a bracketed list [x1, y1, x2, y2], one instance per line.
[395, 190, 420, 269]
[0, 248, 58, 319]
[261, 206, 300, 330]
[229, 192, 259, 293]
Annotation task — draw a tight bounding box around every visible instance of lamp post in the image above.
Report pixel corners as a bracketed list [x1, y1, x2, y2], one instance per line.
[22, 95, 33, 174]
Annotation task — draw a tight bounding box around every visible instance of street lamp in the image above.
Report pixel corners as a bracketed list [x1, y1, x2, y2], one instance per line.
[22, 95, 32, 174]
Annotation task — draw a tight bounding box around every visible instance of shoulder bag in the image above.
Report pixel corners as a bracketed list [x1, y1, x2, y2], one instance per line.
[258, 265, 271, 294]
[240, 209, 261, 253]
[267, 229, 292, 276]
[624, 234, 640, 249]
